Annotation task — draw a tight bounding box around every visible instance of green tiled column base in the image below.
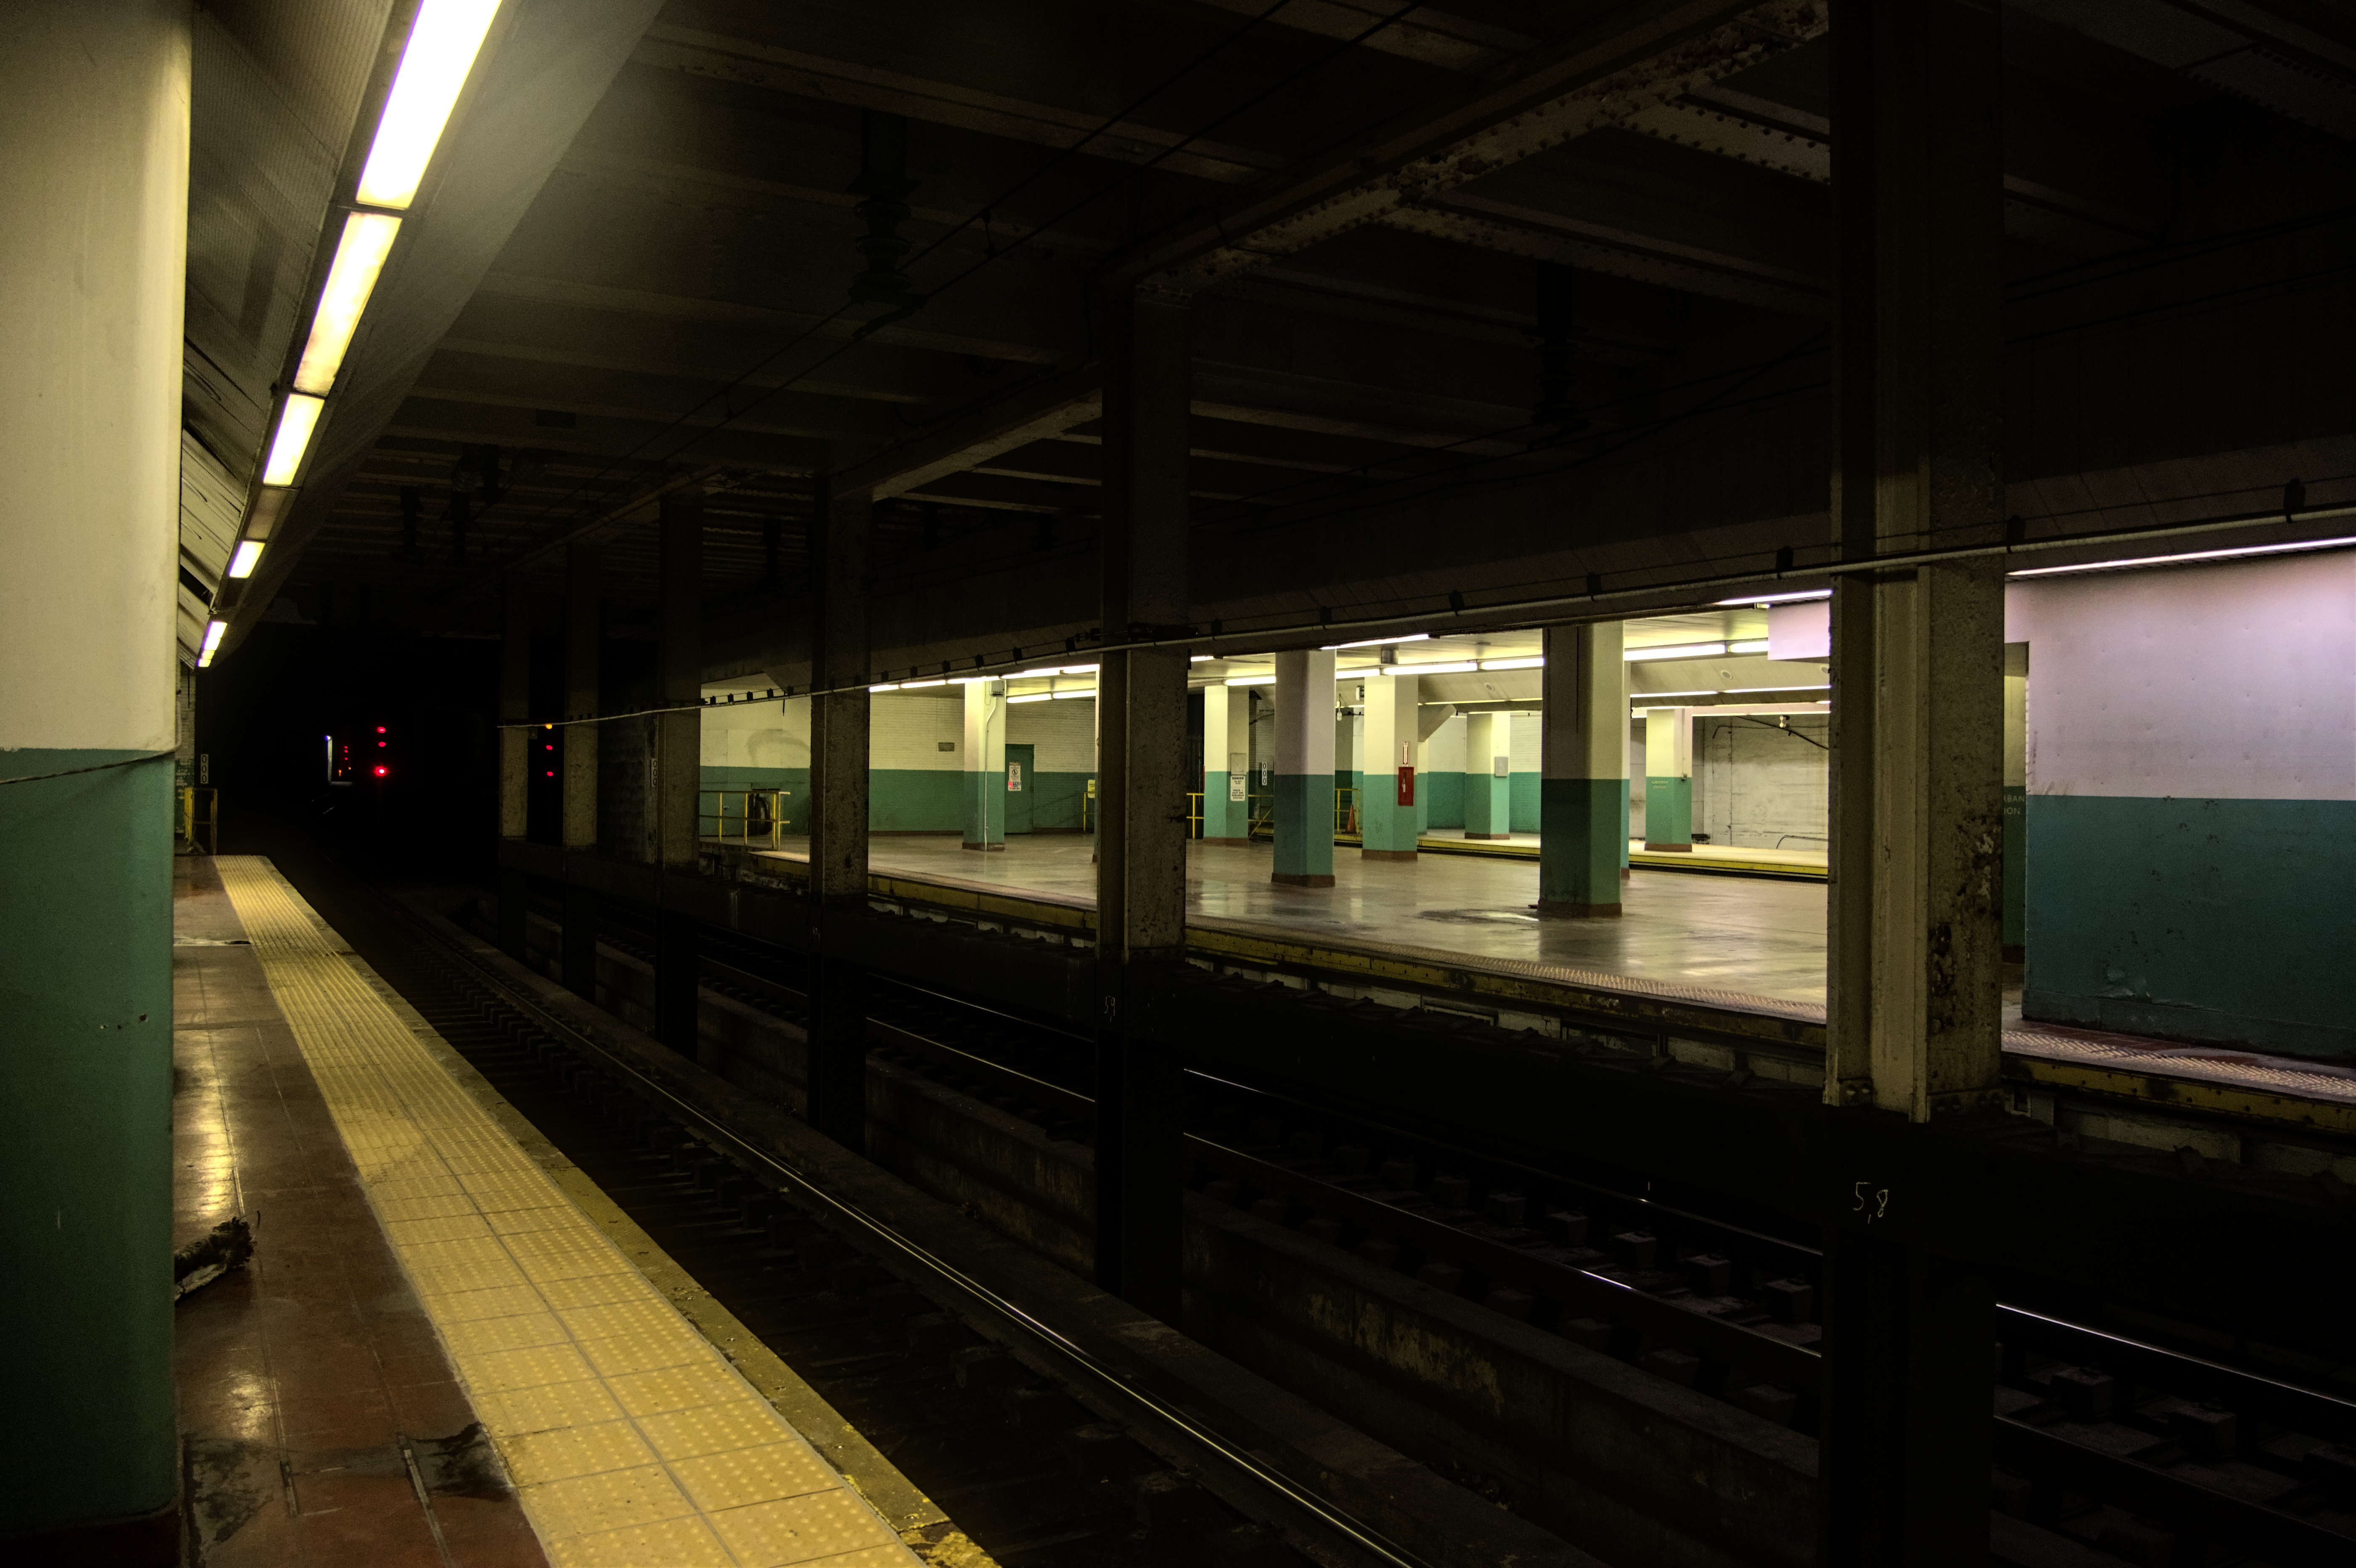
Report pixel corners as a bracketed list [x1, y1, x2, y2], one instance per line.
[1271, 772, 1334, 885]
[1538, 777, 1625, 914]
[962, 768, 1004, 849]
[0, 748, 175, 1530]
[1643, 775, 1693, 848]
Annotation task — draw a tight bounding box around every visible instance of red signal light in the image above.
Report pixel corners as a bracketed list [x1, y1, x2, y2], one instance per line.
[376, 726, 386, 734]
[372, 765, 388, 776]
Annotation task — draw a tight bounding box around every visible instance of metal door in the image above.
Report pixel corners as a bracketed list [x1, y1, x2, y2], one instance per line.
[1003, 743, 1035, 834]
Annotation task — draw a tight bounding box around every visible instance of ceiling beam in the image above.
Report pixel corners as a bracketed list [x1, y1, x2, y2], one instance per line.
[833, 363, 1104, 501]
[1105, 0, 1829, 291]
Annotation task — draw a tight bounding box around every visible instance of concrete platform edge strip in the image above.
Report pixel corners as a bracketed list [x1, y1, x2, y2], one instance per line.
[214, 856, 925, 1568]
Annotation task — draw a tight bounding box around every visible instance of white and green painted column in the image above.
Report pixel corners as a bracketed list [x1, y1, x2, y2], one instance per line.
[2002, 642, 2027, 955]
[962, 678, 1006, 851]
[1463, 711, 1511, 837]
[1538, 623, 1627, 914]
[1271, 649, 1336, 886]
[0, 1, 187, 1546]
[1643, 705, 1695, 851]
[1359, 673, 1419, 861]
[1200, 682, 1251, 843]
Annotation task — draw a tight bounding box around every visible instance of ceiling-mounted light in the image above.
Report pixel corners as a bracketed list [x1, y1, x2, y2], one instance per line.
[262, 395, 325, 486]
[899, 678, 948, 689]
[227, 540, 265, 579]
[1478, 657, 1544, 672]
[1624, 642, 1725, 662]
[1051, 688, 1096, 700]
[357, 0, 504, 209]
[1323, 633, 1427, 651]
[1379, 660, 1479, 676]
[292, 213, 401, 395]
[1632, 689, 1714, 700]
[2007, 535, 2356, 578]
[1225, 675, 1276, 687]
[868, 683, 899, 693]
[1714, 590, 1830, 606]
[1008, 693, 1053, 704]
[1728, 640, 1770, 654]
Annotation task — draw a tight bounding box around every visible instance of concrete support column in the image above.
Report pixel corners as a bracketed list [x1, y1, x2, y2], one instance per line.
[561, 546, 600, 999]
[1359, 673, 1419, 859]
[807, 480, 873, 1150]
[961, 679, 1006, 850]
[0, 4, 186, 1554]
[1199, 684, 1251, 843]
[1092, 286, 1191, 1320]
[496, 583, 531, 960]
[1462, 711, 1511, 838]
[1641, 707, 1694, 852]
[655, 492, 703, 1057]
[1539, 623, 1627, 914]
[1820, 3, 2006, 1563]
[1270, 650, 1337, 886]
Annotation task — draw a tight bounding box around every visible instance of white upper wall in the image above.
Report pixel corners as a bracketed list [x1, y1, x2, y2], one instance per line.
[2007, 552, 2356, 802]
[1425, 711, 1466, 772]
[872, 692, 963, 770]
[700, 687, 806, 770]
[1006, 695, 1096, 772]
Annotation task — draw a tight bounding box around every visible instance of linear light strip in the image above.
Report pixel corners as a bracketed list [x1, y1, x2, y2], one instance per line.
[357, 0, 504, 208]
[292, 212, 401, 395]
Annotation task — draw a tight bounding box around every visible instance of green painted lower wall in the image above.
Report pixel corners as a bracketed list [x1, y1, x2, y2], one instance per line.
[1422, 770, 1463, 829]
[1274, 773, 1335, 878]
[1645, 776, 1693, 845]
[700, 765, 809, 834]
[1510, 771, 1540, 833]
[0, 748, 175, 1530]
[1027, 771, 1090, 832]
[2003, 784, 2025, 949]
[2024, 794, 2356, 1057]
[963, 768, 1004, 846]
[1201, 771, 1247, 839]
[1539, 778, 1626, 907]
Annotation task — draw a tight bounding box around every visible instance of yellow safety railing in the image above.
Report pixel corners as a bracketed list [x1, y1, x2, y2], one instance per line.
[178, 787, 218, 856]
[1335, 786, 1359, 834]
[1082, 777, 1095, 836]
[699, 789, 790, 848]
[1186, 791, 1203, 838]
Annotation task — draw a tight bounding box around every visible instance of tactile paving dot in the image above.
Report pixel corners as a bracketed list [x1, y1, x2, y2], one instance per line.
[577, 1330, 703, 1381]
[468, 1379, 624, 1438]
[422, 1283, 546, 1323]
[668, 1440, 838, 1512]
[630, 1402, 793, 1463]
[523, 1462, 698, 1538]
[608, 1364, 735, 1420]
[440, 1311, 571, 1358]
[543, 1511, 728, 1567]
[705, 1490, 899, 1564]
[464, 1342, 598, 1394]
[557, 1298, 679, 1342]
[503, 1418, 665, 1488]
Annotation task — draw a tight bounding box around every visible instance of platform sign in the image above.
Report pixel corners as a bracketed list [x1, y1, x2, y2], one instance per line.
[1228, 774, 1246, 801]
[1006, 760, 1024, 792]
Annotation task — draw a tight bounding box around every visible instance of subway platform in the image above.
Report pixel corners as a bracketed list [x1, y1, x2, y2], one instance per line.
[171, 856, 942, 1567]
[716, 833, 2356, 1132]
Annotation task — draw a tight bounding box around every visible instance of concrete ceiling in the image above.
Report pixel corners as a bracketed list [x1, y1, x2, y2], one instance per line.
[198, 0, 2356, 682]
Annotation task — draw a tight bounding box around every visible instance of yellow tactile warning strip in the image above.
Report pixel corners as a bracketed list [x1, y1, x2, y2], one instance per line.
[216, 858, 924, 1568]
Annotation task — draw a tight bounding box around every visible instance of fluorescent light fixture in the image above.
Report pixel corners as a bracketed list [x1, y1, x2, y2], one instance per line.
[1332, 665, 1377, 679]
[1624, 642, 1725, 662]
[356, 0, 504, 208]
[1008, 693, 1052, 704]
[1012, 668, 1063, 680]
[201, 620, 228, 654]
[2006, 535, 2356, 578]
[1632, 689, 1714, 700]
[292, 213, 400, 395]
[197, 650, 216, 669]
[1724, 684, 1831, 693]
[1051, 687, 1096, 700]
[1380, 660, 1478, 676]
[1225, 675, 1276, 686]
[1479, 656, 1544, 671]
[227, 540, 265, 579]
[899, 678, 947, 689]
[262, 394, 325, 486]
[1714, 589, 1830, 606]
[1323, 633, 1427, 651]
[1058, 663, 1099, 674]
[1190, 654, 1214, 662]
[1729, 640, 1771, 654]
[868, 683, 899, 693]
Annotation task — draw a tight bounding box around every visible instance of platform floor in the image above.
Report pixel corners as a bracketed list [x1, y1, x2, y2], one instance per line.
[758, 834, 1830, 1006]
[175, 857, 927, 1567]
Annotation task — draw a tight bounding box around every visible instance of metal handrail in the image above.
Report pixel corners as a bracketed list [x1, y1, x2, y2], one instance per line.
[179, 787, 218, 855]
[698, 788, 790, 848]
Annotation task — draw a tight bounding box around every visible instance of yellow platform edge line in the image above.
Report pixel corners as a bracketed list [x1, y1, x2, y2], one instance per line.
[215, 857, 950, 1568]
